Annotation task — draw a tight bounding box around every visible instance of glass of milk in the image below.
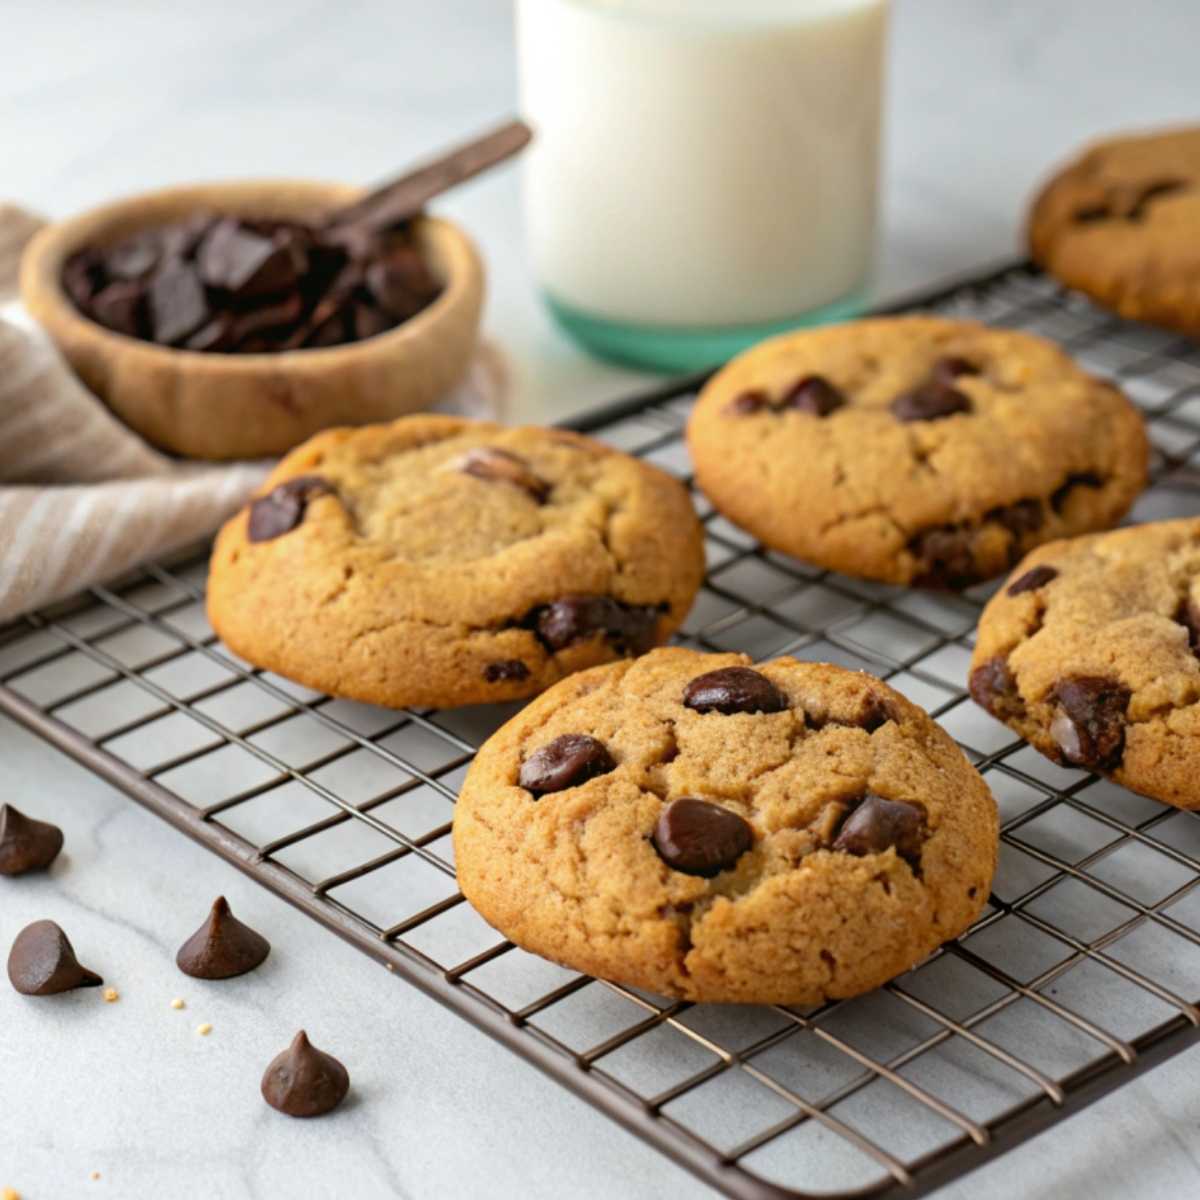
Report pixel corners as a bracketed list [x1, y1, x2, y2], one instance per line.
[517, 0, 888, 372]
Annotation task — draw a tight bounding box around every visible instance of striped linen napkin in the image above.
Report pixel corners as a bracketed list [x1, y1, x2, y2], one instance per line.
[0, 202, 505, 623]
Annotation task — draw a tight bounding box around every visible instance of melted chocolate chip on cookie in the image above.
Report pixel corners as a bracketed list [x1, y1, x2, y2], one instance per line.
[1007, 565, 1059, 596]
[784, 375, 846, 416]
[247, 475, 333, 542]
[1049, 676, 1130, 771]
[453, 446, 549, 503]
[1176, 597, 1200, 654]
[832, 793, 925, 861]
[483, 659, 531, 683]
[969, 657, 1026, 721]
[652, 798, 754, 877]
[519, 734, 615, 796]
[533, 596, 661, 656]
[682, 667, 788, 715]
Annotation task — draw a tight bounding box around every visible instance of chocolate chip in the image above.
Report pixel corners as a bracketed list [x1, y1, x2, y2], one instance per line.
[932, 356, 980, 384]
[832, 793, 925, 860]
[652, 798, 754, 877]
[453, 446, 549, 502]
[892, 381, 972, 422]
[518, 734, 615, 796]
[1049, 676, 1129, 770]
[483, 659, 530, 683]
[0, 804, 64, 876]
[1176, 597, 1200, 654]
[365, 244, 438, 319]
[785, 375, 846, 416]
[726, 389, 770, 416]
[682, 666, 788, 715]
[176, 896, 271, 980]
[247, 475, 333, 543]
[1007, 564, 1059, 596]
[7, 920, 102, 995]
[147, 259, 209, 345]
[990, 499, 1044, 538]
[909, 526, 978, 589]
[261, 1031, 350, 1118]
[1050, 472, 1103, 513]
[857, 696, 895, 733]
[533, 596, 661, 656]
[969, 656, 1025, 720]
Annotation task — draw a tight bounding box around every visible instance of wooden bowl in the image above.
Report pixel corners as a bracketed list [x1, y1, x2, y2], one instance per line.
[19, 180, 485, 460]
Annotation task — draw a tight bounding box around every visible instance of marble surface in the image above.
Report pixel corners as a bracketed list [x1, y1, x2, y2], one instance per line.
[4, 1, 1200, 1196]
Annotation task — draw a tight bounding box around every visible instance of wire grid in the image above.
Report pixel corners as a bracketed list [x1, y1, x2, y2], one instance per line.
[4, 262, 1200, 1199]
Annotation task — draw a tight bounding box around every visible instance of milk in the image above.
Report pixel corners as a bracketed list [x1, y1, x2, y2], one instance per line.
[517, 0, 888, 334]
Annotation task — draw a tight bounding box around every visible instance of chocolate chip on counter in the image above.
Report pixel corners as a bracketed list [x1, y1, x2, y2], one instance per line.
[892, 381, 972, 422]
[989, 499, 1044, 538]
[261, 1031, 350, 1118]
[909, 526, 977, 589]
[969, 656, 1026, 720]
[518, 734, 615, 796]
[725, 389, 770, 415]
[682, 666, 788, 715]
[483, 659, 531, 683]
[784, 375, 846, 416]
[1007, 564, 1059, 596]
[652, 798, 754, 877]
[832, 793, 925, 860]
[247, 475, 333, 543]
[533, 596, 661, 656]
[1050, 472, 1103, 513]
[7, 920, 102, 995]
[147, 259, 210, 345]
[452, 446, 549, 502]
[1175, 597, 1200, 653]
[931, 356, 980, 384]
[1049, 676, 1130, 770]
[0, 805, 64, 876]
[176, 897, 271, 980]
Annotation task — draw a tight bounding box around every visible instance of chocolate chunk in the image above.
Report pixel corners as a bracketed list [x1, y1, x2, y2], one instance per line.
[483, 659, 531, 683]
[533, 596, 661, 656]
[1176, 597, 1200, 654]
[176, 896, 271, 980]
[1007, 564, 1058, 596]
[247, 475, 333, 543]
[7, 920, 102, 995]
[1050, 472, 1103, 513]
[63, 250, 105, 308]
[652, 798, 754, 877]
[90, 281, 146, 337]
[832, 793, 925, 860]
[197, 219, 297, 297]
[0, 804, 64, 876]
[184, 314, 237, 353]
[989, 499, 1044, 538]
[261, 1030, 350, 1118]
[453, 446, 549, 502]
[518, 734, 615, 796]
[106, 233, 159, 280]
[227, 292, 305, 345]
[1049, 676, 1130, 770]
[784, 375, 846, 416]
[932, 356, 980, 384]
[892, 381, 972, 422]
[969, 656, 1025, 720]
[909, 526, 977, 589]
[148, 260, 209, 344]
[727, 389, 770, 416]
[366, 244, 438, 319]
[682, 667, 788, 715]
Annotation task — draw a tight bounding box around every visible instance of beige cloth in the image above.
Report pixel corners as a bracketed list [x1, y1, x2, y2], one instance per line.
[0, 202, 504, 623]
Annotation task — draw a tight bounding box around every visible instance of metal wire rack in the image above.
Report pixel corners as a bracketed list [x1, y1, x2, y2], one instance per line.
[4, 261, 1200, 1200]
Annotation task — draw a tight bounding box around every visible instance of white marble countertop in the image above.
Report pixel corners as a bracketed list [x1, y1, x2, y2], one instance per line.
[4, 1, 1200, 1196]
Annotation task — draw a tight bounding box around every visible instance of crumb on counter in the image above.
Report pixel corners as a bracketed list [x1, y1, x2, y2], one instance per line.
[90, 1171, 101, 1181]
[170, 997, 185, 1010]
[103, 988, 119, 1003]
[196, 1022, 213, 1036]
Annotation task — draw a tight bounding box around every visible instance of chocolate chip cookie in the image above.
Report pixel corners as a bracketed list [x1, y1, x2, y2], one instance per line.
[971, 518, 1200, 809]
[687, 316, 1147, 587]
[207, 416, 704, 709]
[1029, 126, 1200, 336]
[454, 648, 997, 1004]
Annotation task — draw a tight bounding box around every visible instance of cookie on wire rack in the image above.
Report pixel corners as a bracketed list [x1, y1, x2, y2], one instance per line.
[454, 648, 998, 1005]
[207, 415, 704, 710]
[686, 316, 1147, 588]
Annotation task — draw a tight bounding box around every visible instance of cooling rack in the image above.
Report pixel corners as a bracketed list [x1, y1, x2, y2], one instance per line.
[4, 261, 1200, 1200]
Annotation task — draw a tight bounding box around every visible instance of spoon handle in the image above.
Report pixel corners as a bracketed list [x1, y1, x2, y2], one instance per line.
[327, 118, 532, 235]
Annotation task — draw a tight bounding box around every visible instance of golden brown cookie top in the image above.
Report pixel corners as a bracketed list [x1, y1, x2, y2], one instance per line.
[454, 648, 998, 1004]
[687, 316, 1147, 587]
[970, 518, 1200, 808]
[206, 415, 704, 709]
[1028, 126, 1200, 334]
